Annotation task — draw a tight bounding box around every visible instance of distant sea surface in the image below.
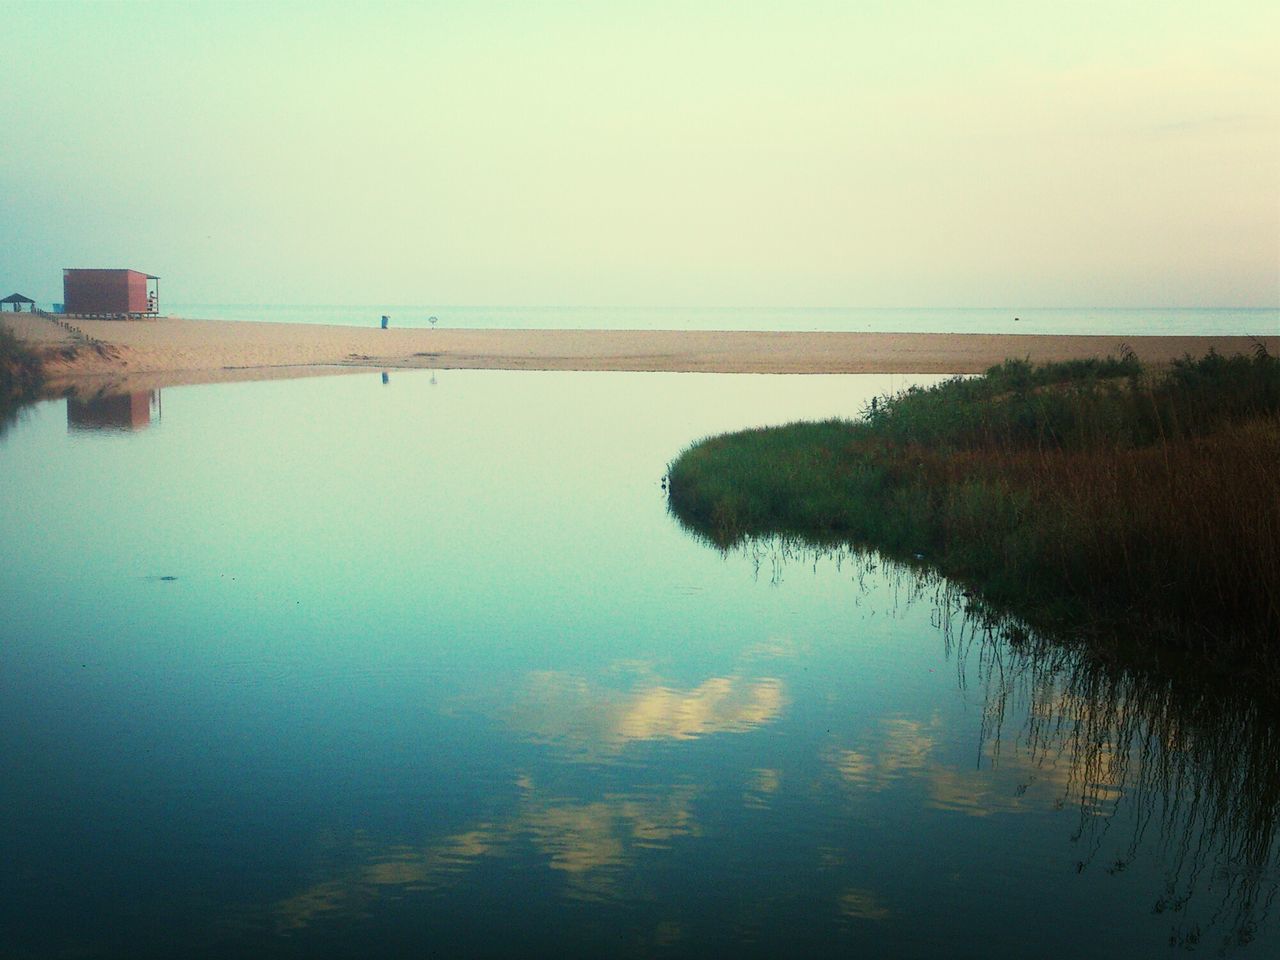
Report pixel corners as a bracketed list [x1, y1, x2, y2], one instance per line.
[168, 304, 1279, 337]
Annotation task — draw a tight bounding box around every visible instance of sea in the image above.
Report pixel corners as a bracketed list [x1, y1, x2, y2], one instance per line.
[165, 304, 1279, 337]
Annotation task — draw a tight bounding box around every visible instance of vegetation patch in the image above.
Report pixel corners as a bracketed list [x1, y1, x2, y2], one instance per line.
[0, 322, 45, 433]
[667, 347, 1280, 667]
[0, 322, 43, 395]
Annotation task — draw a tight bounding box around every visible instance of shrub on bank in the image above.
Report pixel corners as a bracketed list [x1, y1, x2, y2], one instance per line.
[0, 323, 44, 435]
[667, 348, 1280, 658]
[0, 323, 43, 401]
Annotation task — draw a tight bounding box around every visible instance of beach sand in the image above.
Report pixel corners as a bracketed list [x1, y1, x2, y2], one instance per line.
[5, 311, 1276, 393]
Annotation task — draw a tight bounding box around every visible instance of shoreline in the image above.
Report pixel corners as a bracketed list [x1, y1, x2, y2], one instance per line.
[4, 312, 1276, 392]
[667, 350, 1280, 684]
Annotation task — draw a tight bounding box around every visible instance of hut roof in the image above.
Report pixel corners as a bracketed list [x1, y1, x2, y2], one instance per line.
[1, 293, 35, 304]
[63, 269, 159, 279]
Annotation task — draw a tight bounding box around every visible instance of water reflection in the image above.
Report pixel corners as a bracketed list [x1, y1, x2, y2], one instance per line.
[738, 538, 1280, 952]
[6, 371, 1279, 957]
[0, 397, 30, 442]
[825, 710, 1126, 819]
[838, 888, 892, 921]
[244, 545, 1280, 954]
[273, 778, 704, 932]
[509, 670, 785, 754]
[66, 390, 160, 432]
[214, 540, 1280, 953]
[961, 628, 1280, 952]
[269, 666, 787, 931]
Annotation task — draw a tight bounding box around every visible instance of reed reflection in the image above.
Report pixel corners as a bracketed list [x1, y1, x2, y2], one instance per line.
[960, 617, 1280, 952]
[715, 534, 1280, 953]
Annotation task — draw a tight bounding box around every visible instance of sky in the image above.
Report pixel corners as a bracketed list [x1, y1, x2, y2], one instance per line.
[1, 0, 1277, 308]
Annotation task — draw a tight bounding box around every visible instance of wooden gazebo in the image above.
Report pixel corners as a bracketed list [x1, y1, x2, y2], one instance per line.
[1, 293, 35, 312]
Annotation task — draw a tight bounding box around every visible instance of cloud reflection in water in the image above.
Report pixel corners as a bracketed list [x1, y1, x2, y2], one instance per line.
[273, 778, 702, 932]
[828, 712, 1124, 819]
[508, 670, 785, 753]
[271, 665, 790, 933]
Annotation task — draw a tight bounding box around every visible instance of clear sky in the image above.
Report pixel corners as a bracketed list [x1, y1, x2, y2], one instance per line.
[1, 0, 1276, 307]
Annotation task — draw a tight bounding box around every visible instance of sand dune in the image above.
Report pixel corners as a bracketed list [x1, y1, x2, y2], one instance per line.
[5, 312, 1275, 392]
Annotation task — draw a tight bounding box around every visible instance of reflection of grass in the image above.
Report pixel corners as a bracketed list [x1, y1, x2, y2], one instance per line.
[729, 541, 1280, 951]
[946, 578, 1280, 954]
[667, 348, 1280, 661]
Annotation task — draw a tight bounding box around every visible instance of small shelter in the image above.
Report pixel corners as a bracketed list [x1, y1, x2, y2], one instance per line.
[62, 269, 160, 317]
[1, 293, 35, 312]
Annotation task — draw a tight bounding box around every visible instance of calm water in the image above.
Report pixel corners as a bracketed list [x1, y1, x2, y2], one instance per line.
[167, 303, 1280, 337]
[2, 371, 1278, 959]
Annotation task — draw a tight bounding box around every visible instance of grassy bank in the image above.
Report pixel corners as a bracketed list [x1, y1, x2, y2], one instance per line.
[667, 348, 1280, 664]
[0, 322, 42, 394]
[0, 321, 45, 433]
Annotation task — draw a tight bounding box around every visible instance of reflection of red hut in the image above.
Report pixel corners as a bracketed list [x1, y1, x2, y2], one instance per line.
[67, 392, 158, 431]
[63, 269, 159, 317]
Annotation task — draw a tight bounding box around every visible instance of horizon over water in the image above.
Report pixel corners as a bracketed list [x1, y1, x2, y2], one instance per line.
[167, 304, 1280, 337]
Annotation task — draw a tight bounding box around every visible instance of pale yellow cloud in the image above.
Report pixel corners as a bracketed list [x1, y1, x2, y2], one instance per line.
[510, 670, 785, 754]
[829, 718, 939, 793]
[274, 881, 351, 934]
[832, 749, 876, 787]
[744, 767, 783, 809]
[827, 711, 1126, 819]
[615, 677, 784, 742]
[271, 778, 703, 928]
[839, 887, 892, 922]
[523, 788, 701, 899]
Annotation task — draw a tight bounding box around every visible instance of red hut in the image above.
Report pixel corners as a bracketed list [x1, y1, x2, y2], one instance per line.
[66, 391, 158, 431]
[62, 269, 160, 317]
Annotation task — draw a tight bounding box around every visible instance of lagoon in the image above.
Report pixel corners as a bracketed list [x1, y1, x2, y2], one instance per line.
[1, 370, 1277, 958]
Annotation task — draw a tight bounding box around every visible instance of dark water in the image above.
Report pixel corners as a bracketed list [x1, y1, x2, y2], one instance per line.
[1, 371, 1277, 959]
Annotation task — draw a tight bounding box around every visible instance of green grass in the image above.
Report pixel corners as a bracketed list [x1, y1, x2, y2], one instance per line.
[0, 321, 45, 435]
[668, 346, 1280, 666]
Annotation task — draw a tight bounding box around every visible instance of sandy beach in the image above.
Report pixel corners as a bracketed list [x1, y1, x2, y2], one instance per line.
[5, 311, 1276, 392]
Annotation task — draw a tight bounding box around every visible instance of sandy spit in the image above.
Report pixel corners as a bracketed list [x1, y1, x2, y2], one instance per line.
[6, 312, 1276, 392]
